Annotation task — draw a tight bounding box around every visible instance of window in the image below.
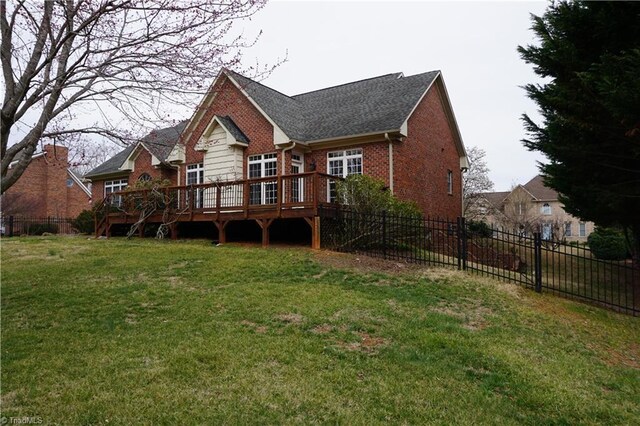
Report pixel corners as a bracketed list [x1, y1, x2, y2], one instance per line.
[447, 170, 453, 195]
[248, 153, 278, 205]
[66, 178, 74, 188]
[187, 163, 204, 208]
[542, 223, 552, 240]
[517, 203, 525, 215]
[541, 203, 551, 215]
[579, 222, 586, 237]
[565, 222, 572, 237]
[105, 179, 128, 206]
[138, 173, 152, 182]
[327, 149, 362, 201]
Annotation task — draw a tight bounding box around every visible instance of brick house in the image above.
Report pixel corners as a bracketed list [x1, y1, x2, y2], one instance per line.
[2, 144, 91, 218]
[473, 175, 595, 242]
[86, 68, 468, 245]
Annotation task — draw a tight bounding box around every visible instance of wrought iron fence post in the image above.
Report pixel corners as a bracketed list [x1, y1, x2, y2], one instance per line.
[382, 210, 387, 260]
[461, 217, 467, 270]
[534, 232, 542, 293]
[456, 217, 462, 270]
[8, 215, 14, 237]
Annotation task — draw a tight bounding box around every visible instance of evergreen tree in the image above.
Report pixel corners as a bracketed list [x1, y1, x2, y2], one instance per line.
[518, 1, 640, 258]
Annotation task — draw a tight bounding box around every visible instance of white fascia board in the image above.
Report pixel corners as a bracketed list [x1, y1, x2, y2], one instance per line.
[399, 72, 439, 137]
[306, 129, 401, 145]
[8, 152, 45, 168]
[224, 71, 290, 145]
[401, 73, 469, 170]
[167, 143, 186, 164]
[67, 169, 92, 196]
[119, 142, 143, 171]
[180, 71, 226, 145]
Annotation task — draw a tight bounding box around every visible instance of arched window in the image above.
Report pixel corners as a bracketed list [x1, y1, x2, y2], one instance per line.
[138, 173, 152, 182]
[541, 203, 551, 215]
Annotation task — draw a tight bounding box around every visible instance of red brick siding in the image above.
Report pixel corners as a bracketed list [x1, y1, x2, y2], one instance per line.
[3, 145, 91, 217]
[181, 75, 280, 181]
[393, 84, 462, 219]
[308, 142, 390, 186]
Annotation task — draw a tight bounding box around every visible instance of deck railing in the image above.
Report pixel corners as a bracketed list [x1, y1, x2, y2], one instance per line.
[102, 172, 340, 218]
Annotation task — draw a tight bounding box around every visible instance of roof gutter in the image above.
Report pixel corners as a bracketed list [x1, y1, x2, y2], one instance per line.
[385, 132, 394, 194]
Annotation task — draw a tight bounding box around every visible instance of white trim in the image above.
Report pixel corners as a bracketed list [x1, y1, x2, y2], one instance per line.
[399, 73, 468, 169]
[180, 71, 227, 145]
[224, 71, 290, 145]
[199, 115, 249, 149]
[8, 152, 45, 169]
[306, 129, 401, 145]
[400, 73, 439, 134]
[118, 142, 161, 171]
[67, 169, 91, 196]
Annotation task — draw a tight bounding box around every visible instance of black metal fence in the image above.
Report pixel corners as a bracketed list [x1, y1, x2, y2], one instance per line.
[0, 216, 75, 236]
[319, 206, 639, 316]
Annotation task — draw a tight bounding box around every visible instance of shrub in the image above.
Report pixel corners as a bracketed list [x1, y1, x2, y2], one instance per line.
[466, 220, 493, 238]
[335, 175, 421, 218]
[72, 209, 96, 234]
[25, 223, 59, 235]
[587, 227, 629, 260]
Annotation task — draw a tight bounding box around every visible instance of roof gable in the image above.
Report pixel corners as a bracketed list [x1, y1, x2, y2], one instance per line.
[85, 121, 186, 179]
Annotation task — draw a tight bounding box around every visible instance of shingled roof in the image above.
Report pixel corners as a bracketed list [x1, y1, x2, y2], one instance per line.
[227, 69, 440, 142]
[523, 175, 558, 201]
[85, 121, 187, 179]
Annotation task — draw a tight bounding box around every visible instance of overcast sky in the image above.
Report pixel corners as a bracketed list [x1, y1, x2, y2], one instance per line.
[239, 0, 549, 191]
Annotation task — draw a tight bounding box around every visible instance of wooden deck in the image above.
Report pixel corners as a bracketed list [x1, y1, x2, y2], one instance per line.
[95, 172, 339, 247]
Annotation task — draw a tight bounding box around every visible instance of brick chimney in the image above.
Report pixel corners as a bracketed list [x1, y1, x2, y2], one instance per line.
[43, 144, 69, 166]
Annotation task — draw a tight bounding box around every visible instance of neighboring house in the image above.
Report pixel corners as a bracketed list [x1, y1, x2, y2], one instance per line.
[473, 175, 594, 242]
[85, 68, 468, 244]
[2, 144, 92, 218]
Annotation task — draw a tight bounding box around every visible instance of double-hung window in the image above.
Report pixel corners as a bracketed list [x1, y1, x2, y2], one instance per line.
[579, 222, 586, 237]
[187, 163, 204, 208]
[105, 179, 128, 207]
[249, 153, 278, 205]
[541, 203, 552, 215]
[565, 222, 572, 237]
[447, 170, 453, 195]
[327, 148, 362, 202]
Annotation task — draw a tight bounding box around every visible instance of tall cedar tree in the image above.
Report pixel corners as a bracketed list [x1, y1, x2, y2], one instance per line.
[518, 1, 640, 258]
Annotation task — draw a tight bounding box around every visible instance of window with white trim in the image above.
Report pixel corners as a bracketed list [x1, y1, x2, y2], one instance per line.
[187, 163, 204, 185]
[579, 222, 586, 237]
[327, 149, 362, 201]
[187, 163, 204, 208]
[248, 153, 278, 204]
[138, 173, 152, 182]
[447, 170, 453, 195]
[105, 179, 128, 206]
[565, 222, 572, 237]
[541, 203, 552, 215]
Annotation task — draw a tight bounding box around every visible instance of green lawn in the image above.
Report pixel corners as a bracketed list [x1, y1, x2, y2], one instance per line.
[1, 237, 639, 424]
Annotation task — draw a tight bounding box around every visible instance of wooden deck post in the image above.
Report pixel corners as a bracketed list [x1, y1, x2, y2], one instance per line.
[169, 223, 178, 240]
[304, 216, 321, 249]
[255, 218, 274, 248]
[214, 220, 229, 244]
[138, 223, 145, 238]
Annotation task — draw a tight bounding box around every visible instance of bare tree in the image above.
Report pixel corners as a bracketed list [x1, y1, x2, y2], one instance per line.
[501, 186, 541, 237]
[463, 146, 494, 219]
[1, 0, 278, 193]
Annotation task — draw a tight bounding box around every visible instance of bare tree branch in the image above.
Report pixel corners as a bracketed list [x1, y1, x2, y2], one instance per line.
[2, 0, 279, 193]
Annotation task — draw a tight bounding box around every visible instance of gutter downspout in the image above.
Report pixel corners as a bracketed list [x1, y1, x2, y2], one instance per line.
[280, 142, 296, 175]
[385, 133, 394, 194]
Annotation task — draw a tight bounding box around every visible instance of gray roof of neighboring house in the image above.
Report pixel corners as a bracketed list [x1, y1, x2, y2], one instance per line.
[482, 191, 510, 209]
[227, 69, 440, 142]
[84, 121, 187, 179]
[523, 175, 558, 200]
